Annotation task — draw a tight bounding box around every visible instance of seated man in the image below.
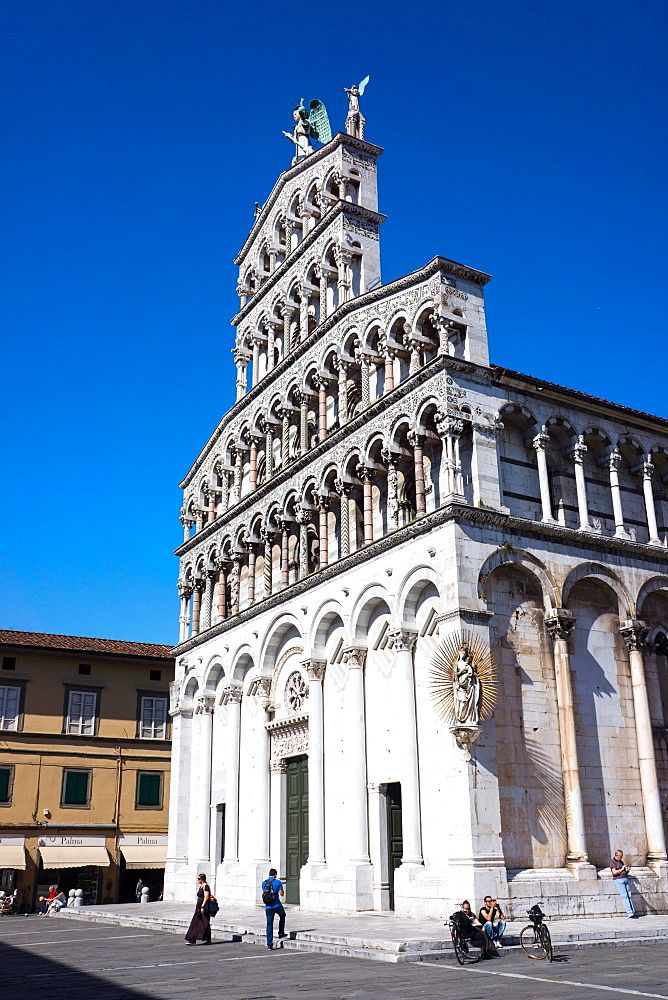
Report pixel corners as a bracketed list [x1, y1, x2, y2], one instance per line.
[452, 900, 488, 951]
[478, 895, 506, 948]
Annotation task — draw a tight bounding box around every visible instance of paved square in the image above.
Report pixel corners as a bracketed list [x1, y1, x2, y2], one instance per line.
[1, 918, 668, 1000]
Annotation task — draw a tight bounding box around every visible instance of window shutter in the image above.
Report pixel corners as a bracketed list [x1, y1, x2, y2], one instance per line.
[64, 770, 89, 805]
[138, 772, 161, 806]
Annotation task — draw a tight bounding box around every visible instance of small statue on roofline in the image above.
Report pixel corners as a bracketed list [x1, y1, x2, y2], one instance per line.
[282, 99, 332, 165]
[344, 75, 369, 139]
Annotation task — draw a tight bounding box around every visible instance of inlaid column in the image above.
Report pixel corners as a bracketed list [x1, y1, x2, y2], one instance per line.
[229, 556, 241, 615]
[261, 529, 273, 598]
[191, 579, 204, 635]
[266, 321, 277, 372]
[388, 628, 423, 865]
[356, 351, 371, 408]
[204, 569, 217, 630]
[642, 459, 661, 545]
[192, 696, 214, 865]
[304, 660, 326, 864]
[232, 446, 244, 503]
[279, 519, 290, 588]
[222, 685, 243, 863]
[247, 543, 257, 604]
[178, 585, 192, 642]
[314, 494, 329, 568]
[342, 647, 369, 862]
[335, 479, 351, 557]
[220, 469, 230, 513]
[407, 335, 421, 375]
[298, 391, 309, 455]
[336, 358, 349, 425]
[382, 448, 400, 528]
[533, 426, 556, 523]
[608, 449, 629, 538]
[299, 285, 309, 343]
[216, 565, 227, 623]
[544, 610, 589, 864]
[316, 375, 328, 442]
[248, 436, 259, 492]
[296, 507, 311, 579]
[408, 430, 426, 515]
[357, 466, 374, 544]
[573, 435, 592, 531]
[279, 406, 290, 465]
[619, 621, 668, 864]
[281, 305, 295, 354]
[261, 419, 273, 479]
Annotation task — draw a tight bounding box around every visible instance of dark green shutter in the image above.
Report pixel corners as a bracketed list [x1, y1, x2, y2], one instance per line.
[137, 772, 161, 806]
[64, 770, 89, 805]
[0, 768, 10, 803]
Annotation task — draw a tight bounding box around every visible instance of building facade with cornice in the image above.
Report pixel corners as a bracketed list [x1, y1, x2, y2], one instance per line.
[165, 115, 668, 920]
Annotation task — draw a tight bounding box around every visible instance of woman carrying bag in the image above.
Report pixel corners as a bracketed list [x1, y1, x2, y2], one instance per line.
[185, 874, 213, 945]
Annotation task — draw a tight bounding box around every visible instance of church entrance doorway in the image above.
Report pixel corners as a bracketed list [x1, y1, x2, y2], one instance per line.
[285, 755, 309, 904]
[385, 782, 403, 910]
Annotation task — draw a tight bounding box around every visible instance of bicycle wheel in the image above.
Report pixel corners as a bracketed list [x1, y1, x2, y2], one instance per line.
[451, 926, 484, 964]
[540, 924, 553, 962]
[520, 923, 548, 959]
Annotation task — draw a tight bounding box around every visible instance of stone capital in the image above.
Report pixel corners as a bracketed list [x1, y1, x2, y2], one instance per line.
[407, 429, 423, 449]
[532, 426, 550, 452]
[643, 457, 655, 480]
[619, 619, 650, 652]
[388, 627, 418, 652]
[302, 658, 326, 682]
[221, 684, 243, 705]
[609, 447, 622, 471]
[334, 477, 352, 498]
[356, 463, 373, 483]
[269, 758, 287, 773]
[195, 695, 215, 715]
[342, 646, 367, 670]
[544, 609, 577, 642]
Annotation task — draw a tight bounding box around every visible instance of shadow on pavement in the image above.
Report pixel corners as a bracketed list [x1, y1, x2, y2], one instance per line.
[0, 939, 154, 1000]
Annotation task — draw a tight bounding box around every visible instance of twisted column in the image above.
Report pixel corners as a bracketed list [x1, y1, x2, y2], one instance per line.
[544, 610, 589, 863]
[261, 529, 273, 598]
[619, 621, 668, 864]
[246, 543, 257, 604]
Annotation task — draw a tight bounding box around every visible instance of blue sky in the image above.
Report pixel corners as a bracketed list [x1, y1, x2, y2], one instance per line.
[2, 0, 667, 644]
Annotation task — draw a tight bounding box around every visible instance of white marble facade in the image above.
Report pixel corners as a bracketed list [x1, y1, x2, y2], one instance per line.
[165, 127, 668, 919]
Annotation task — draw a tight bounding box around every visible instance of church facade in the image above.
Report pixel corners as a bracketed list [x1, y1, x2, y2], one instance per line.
[165, 112, 668, 919]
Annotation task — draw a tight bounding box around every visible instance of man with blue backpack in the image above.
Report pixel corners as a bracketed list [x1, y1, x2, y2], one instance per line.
[261, 868, 287, 950]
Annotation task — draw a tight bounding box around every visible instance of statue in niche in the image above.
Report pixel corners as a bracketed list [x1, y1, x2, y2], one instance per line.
[452, 643, 481, 725]
[344, 75, 370, 139]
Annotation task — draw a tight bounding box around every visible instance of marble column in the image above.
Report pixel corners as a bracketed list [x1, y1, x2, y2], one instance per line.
[261, 529, 273, 598]
[356, 352, 371, 408]
[609, 449, 629, 538]
[533, 426, 556, 523]
[335, 479, 351, 557]
[408, 430, 426, 515]
[304, 660, 326, 864]
[279, 519, 290, 588]
[314, 494, 329, 568]
[388, 628, 423, 865]
[573, 435, 592, 531]
[232, 447, 244, 503]
[382, 448, 399, 529]
[204, 569, 217, 630]
[316, 375, 328, 442]
[248, 437, 258, 492]
[544, 610, 589, 864]
[296, 507, 311, 579]
[380, 339, 395, 393]
[269, 759, 287, 873]
[266, 321, 277, 372]
[191, 580, 204, 635]
[281, 305, 295, 354]
[279, 406, 290, 465]
[336, 358, 349, 425]
[206, 486, 216, 525]
[252, 680, 271, 863]
[298, 392, 309, 455]
[357, 466, 374, 544]
[216, 566, 227, 623]
[342, 647, 369, 862]
[192, 696, 214, 865]
[251, 337, 261, 388]
[233, 351, 248, 401]
[642, 458, 662, 545]
[619, 620, 668, 865]
[222, 685, 243, 863]
[178, 585, 192, 642]
[247, 543, 257, 604]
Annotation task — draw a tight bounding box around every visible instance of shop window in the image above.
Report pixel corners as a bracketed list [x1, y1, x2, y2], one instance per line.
[136, 771, 163, 808]
[139, 696, 168, 739]
[1, 657, 16, 671]
[0, 766, 13, 804]
[65, 690, 97, 735]
[0, 686, 21, 731]
[62, 769, 91, 806]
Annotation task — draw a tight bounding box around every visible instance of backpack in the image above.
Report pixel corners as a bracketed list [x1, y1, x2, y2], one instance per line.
[262, 880, 277, 906]
[205, 895, 219, 917]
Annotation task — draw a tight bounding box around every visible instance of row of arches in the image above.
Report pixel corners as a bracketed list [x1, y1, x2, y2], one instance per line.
[499, 404, 668, 545]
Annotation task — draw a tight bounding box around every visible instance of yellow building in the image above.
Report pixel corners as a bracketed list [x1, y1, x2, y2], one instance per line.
[0, 629, 173, 910]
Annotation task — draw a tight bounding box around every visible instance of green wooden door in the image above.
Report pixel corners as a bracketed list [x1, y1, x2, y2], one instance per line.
[386, 782, 403, 911]
[285, 755, 309, 904]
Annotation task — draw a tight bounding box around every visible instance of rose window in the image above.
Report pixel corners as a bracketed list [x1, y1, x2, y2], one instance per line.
[285, 672, 308, 713]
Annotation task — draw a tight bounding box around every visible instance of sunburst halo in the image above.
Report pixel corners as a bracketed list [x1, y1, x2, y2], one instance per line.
[430, 630, 498, 724]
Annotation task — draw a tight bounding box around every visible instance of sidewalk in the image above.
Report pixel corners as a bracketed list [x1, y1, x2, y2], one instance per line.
[58, 901, 668, 963]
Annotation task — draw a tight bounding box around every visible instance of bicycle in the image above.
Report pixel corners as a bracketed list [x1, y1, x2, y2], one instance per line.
[447, 915, 486, 964]
[519, 904, 553, 961]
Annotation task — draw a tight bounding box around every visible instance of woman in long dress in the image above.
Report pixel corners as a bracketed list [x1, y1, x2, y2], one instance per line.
[185, 874, 211, 944]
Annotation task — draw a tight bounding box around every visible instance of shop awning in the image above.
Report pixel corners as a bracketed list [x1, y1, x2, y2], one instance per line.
[120, 844, 167, 869]
[39, 846, 111, 868]
[0, 845, 27, 870]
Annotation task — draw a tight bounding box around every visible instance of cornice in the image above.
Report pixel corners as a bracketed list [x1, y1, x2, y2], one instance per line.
[180, 257, 491, 488]
[176, 351, 493, 555]
[232, 201, 387, 327]
[235, 132, 384, 266]
[172, 503, 668, 656]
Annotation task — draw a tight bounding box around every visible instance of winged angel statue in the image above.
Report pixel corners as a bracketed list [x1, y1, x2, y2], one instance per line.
[344, 75, 369, 139]
[283, 99, 332, 165]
